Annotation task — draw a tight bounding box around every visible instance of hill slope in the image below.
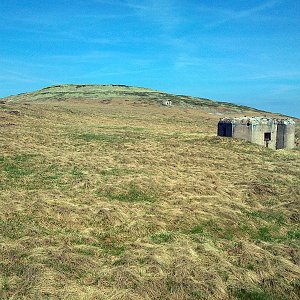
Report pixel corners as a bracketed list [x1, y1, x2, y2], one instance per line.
[2, 84, 268, 114]
[0, 85, 299, 299]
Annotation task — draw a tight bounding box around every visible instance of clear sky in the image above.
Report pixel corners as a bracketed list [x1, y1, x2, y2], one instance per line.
[0, 0, 299, 117]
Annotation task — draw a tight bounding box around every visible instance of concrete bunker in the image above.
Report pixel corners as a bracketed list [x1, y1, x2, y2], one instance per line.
[217, 117, 295, 149]
[162, 99, 172, 106]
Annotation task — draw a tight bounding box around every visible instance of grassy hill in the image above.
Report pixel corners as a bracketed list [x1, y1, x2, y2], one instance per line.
[3, 84, 269, 114]
[0, 85, 299, 299]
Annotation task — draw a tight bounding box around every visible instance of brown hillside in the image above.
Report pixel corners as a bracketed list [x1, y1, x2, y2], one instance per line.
[0, 87, 299, 300]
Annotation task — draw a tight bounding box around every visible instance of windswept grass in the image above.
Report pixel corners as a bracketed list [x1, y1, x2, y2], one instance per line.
[0, 96, 299, 299]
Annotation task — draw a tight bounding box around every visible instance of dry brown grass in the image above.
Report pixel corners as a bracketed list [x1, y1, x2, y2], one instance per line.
[0, 98, 299, 300]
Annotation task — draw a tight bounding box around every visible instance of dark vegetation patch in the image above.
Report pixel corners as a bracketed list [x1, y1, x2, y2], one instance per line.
[71, 167, 85, 178]
[0, 247, 38, 299]
[0, 106, 11, 110]
[286, 230, 300, 240]
[233, 288, 285, 300]
[0, 213, 48, 239]
[90, 231, 126, 256]
[75, 132, 124, 143]
[99, 167, 139, 177]
[74, 131, 146, 143]
[0, 155, 73, 191]
[0, 154, 37, 179]
[187, 213, 300, 244]
[188, 220, 236, 241]
[246, 210, 286, 225]
[105, 184, 157, 203]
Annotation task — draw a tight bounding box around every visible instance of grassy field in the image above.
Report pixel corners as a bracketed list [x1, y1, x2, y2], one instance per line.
[0, 89, 299, 299]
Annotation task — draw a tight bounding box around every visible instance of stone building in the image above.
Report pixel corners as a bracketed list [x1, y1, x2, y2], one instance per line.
[217, 117, 295, 149]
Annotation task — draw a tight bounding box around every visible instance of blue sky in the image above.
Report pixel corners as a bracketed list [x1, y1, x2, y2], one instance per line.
[0, 0, 299, 117]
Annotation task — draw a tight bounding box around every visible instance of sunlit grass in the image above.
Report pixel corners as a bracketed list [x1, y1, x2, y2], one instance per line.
[0, 96, 299, 299]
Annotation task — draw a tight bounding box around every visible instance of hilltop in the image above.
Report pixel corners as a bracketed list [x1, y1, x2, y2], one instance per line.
[2, 84, 271, 115]
[0, 85, 299, 299]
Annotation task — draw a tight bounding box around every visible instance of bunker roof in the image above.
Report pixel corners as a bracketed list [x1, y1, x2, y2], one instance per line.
[219, 117, 295, 126]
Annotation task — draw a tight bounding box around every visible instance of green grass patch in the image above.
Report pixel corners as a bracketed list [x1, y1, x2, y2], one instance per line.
[248, 225, 299, 243]
[3, 164, 32, 177]
[41, 163, 65, 182]
[190, 224, 205, 235]
[101, 243, 125, 256]
[0, 154, 37, 178]
[106, 184, 157, 203]
[90, 240, 125, 256]
[286, 230, 300, 240]
[99, 168, 122, 176]
[75, 247, 95, 256]
[13, 154, 37, 162]
[150, 232, 174, 244]
[0, 214, 47, 239]
[255, 226, 273, 242]
[74, 130, 147, 144]
[234, 288, 283, 300]
[247, 210, 286, 225]
[97, 125, 146, 132]
[75, 132, 122, 143]
[0, 106, 14, 111]
[99, 167, 138, 177]
[0, 155, 90, 192]
[71, 167, 85, 177]
[44, 256, 87, 279]
[188, 220, 235, 240]
[1, 275, 10, 293]
[89, 231, 126, 256]
[43, 174, 62, 181]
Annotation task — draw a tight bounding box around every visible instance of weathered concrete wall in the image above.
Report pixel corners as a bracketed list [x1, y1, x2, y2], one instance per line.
[232, 123, 252, 142]
[251, 119, 277, 149]
[284, 123, 295, 149]
[217, 117, 295, 150]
